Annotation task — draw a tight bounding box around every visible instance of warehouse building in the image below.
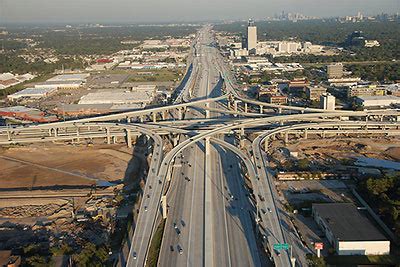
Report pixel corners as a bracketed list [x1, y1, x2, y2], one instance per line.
[355, 95, 400, 107]
[7, 87, 57, 101]
[78, 90, 154, 108]
[312, 203, 390, 256]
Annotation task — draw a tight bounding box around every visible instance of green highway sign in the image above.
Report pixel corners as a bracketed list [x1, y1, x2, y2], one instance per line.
[273, 243, 289, 251]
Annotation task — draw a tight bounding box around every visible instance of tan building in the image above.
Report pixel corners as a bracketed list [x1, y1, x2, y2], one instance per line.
[247, 19, 257, 53]
[305, 86, 327, 101]
[327, 63, 344, 79]
[320, 93, 335, 110]
[266, 94, 288, 105]
[348, 85, 386, 98]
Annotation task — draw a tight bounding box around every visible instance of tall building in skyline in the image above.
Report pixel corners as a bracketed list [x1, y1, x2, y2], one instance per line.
[247, 19, 257, 54]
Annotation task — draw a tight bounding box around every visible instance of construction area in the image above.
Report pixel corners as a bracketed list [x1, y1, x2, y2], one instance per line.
[0, 136, 153, 264]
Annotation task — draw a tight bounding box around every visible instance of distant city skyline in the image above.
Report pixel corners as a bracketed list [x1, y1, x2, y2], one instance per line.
[0, 0, 399, 24]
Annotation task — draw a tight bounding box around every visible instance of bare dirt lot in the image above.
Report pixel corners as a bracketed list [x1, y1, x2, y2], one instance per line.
[0, 144, 133, 188]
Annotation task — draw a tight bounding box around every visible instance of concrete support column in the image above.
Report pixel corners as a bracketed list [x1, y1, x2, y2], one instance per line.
[54, 128, 58, 137]
[259, 105, 263, 114]
[244, 102, 248, 113]
[304, 129, 308, 139]
[365, 116, 369, 122]
[106, 127, 111, 145]
[162, 111, 166, 120]
[205, 103, 210, 119]
[380, 115, 384, 122]
[284, 131, 289, 144]
[152, 112, 157, 123]
[76, 127, 80, 142]
[227, 101, 231, 110]
[264, 138, 268, 152]
[278, 107, 282, 114]
[239, 137, 245, 149]
[6, 127, 11, 141]
[178, 108, 183, 120]
[48, 128, 52, 137]
[162, 195, 167, 219]
[139, 115, 144, 123]
[173, 135, 179, 147]
[126, 129, 132, 148]
[322, 131, 326, 139]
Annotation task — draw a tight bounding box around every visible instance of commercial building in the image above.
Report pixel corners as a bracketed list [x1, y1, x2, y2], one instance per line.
[355, 95, 400, 107]
[78, 90, 154, 108]
[320, 93, 335, 110]
[265, 94, 288, 105]
[328, 77, 362, 87]
[46, 74, 89, 82]
[278, 41, 301, 54]
[348, 85, 386, 98]
[7, 87, 57, 101]
[0, 106, 57, 123]
[306, 86, 327, 101]
[247, 19, 257, 53]
[327, 63, 344, 79]
[289, 78, 309, 91]
[312, 203, 390, 256]
[34, 80, 84, 90]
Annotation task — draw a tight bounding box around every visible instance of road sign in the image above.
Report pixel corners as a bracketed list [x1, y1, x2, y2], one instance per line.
[314, 242, 324, 250]
[273, 243, 289, 251]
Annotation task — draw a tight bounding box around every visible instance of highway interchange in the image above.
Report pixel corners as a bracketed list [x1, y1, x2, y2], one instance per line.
[1, 26, 400, 267]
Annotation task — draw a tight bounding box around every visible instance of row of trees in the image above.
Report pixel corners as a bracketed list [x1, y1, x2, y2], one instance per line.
[360, 174, 400, 239]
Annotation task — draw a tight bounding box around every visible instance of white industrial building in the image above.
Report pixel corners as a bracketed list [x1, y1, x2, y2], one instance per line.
[320, 93, 335, 110]
[356, 95, 400, 107]
[34, 80, 84, 90]
[7, 87, 57, 101]
[78, 90, 154, 108]
[313, 203, 390, 256]
[47, 73, 89, 82]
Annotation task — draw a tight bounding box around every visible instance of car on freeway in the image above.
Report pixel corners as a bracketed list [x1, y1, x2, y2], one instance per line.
[144, 206, 148, 211]
[267, 207, 272, 213]
[177, 245, 183, 255]
[170, 245, 174, 252]
[181, 219, 185, 227]
[133, 252, 137, 259]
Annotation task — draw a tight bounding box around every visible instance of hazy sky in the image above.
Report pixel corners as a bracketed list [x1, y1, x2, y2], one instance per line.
[1, 0, 399, 24]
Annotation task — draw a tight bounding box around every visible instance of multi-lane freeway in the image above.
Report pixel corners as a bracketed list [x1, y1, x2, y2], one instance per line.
[1, 25, 400, 267]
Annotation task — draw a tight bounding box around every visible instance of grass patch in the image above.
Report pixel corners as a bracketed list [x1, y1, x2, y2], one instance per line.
[326, 255, 400, 266]
[128, 69, 183, 83]
[146, 219, 166, 267]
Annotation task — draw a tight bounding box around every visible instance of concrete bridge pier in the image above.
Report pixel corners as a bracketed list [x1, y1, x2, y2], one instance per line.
[76, 127, 80, 142]
[6, 127, 11, 141]
[178, 108, 183, 120]
[173, 135, 179, 147]
[304, 129, 308, 139]
[54, 128, 58, 138]
[126, 129, 132, 148]
[162, 111, 167, 120]
[139, 115, 144, 123]
[152, 113, 157, 123]
[264, 138, 268, 152]
[205, 103, 210, 119]
[278, 107, 282, 114]
[162, 195, 168, 219]
[106, 127, 111, 145]
[244, 102, 248, 113]
[227, 101, 231, 110]
[284, 131, 289, 144]
[259, 105, 263, 114]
